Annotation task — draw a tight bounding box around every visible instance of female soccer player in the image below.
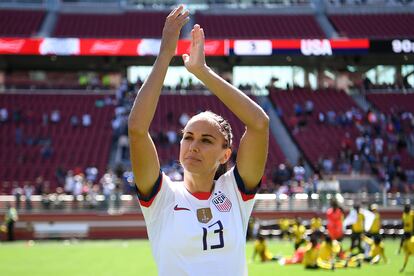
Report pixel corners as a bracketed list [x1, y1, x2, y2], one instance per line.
[128, 5, 269, 276]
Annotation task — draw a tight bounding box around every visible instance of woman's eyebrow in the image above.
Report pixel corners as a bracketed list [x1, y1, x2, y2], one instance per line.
[184, 131, 217, 140]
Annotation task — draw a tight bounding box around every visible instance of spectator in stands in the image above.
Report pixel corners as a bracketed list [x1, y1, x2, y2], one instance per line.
[318, 111, 325, 124]
[0, 107, 8, 123]
[341, 132, 353, 151]
[23, 182, 34, 211]
[118, 134, 129, 161]
[11, 183, 22, 210]
[40, 141, 53, 159]
[13, 109, 22, 123]
[271, 163, 291, 188]
[327, 110, 336, 125]
[55, 166, 66, 187]
[294, 103, 303, 117]
[88, 184, 99, 209]
[15, 127, 23, 145]
[305, 100, 314, 116]
[100, 169, 116, 210]
[166, 129, 178, 145]
[321, 156, 334, 174]
[79, 74, 88, 87]
[64, 170, 75, 195]
[34, 176, 45, 195]
[178, 112, 190, 127]
[82, 114, 92, 127]
[85, 166, 98, 183]
[42, 112, 48, 126]
[72, 174, 84, 209]
[41, 183, 51, 210]
[127, 7, 268, 275]
[50, 110, 61, 123]
[70, 115, 79, 128]
[102, 74, 111, 88]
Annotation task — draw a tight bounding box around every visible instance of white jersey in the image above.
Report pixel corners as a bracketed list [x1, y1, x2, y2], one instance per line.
[138, 166, 257, 276]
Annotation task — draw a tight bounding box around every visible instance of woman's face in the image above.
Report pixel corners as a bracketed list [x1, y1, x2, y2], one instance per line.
[179, 116, 230, 176]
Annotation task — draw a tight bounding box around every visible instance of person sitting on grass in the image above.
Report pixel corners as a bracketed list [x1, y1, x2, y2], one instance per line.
[251, 235, 278, 262]
[361, 234, 387, 264]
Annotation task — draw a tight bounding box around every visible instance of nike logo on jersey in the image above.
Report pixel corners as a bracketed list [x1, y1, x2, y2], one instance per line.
[174, 204, 190, 211]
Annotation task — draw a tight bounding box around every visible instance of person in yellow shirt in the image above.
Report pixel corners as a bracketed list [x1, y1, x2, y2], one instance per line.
[318, 235, 360, 270]
[362, 234, 387, 264]
[399, 204, 414, 254]
[350, 204, 365, 254]
[252, 235, 277, 262]
[292, 218, 306, 249]
[303, 237, 320, 269]
[368, 204, 381, 237]
[279, 218, 290, 240]
[400, 235, 414, 273]
[310, 215, 323, 240]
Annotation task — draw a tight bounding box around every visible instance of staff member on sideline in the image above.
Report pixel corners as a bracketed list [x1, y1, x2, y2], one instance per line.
[128, 5, 269, 276]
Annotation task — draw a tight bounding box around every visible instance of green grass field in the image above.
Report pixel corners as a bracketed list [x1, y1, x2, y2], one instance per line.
[0, 238, 411, 275]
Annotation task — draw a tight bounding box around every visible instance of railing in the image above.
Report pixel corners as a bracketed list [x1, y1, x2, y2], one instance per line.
[0, 192, 412, 214]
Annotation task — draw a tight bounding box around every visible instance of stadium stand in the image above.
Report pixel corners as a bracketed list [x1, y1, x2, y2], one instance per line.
[194, 13, 325, 39]
[0, 9, 45, 37]
[366, 92, 414, 170]
[268, 88, 360, 171]
[53, 11, 168, 38]
[329, 13, 414, 39]
[0, 94, 114, 192]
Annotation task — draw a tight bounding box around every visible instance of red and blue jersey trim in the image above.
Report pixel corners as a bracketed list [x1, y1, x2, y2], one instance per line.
[136, 172, 163, 208]
[234, 166, 260, 201]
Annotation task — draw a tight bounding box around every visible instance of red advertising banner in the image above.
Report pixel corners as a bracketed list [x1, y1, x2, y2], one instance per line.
[0, 37, 373, 56]
[176, 39, 226, 56]
[0, 38, 42, 55]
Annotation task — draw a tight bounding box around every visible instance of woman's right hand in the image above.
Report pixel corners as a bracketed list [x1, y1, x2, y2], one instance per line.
[159, 5, 190, 59]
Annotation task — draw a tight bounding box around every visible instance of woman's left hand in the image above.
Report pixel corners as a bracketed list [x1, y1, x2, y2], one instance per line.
[182, 24, 208, 76]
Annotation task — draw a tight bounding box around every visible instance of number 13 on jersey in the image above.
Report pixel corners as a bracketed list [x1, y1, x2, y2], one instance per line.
[202, 220, 224, 250]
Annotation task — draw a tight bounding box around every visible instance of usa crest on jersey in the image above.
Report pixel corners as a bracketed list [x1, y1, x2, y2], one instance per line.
[212, 192, 232, 212]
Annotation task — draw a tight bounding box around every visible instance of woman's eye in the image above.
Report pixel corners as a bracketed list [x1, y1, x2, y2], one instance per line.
[202, 139, 212, 144]
[183, 136, 192, 140]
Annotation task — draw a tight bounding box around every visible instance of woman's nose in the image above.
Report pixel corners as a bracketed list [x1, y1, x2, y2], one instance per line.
[189, 142, 199, 152]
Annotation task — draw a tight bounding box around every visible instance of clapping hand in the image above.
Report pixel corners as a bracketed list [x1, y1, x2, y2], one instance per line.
[182, 24, 208, 76]
[159, 5, 190, 58]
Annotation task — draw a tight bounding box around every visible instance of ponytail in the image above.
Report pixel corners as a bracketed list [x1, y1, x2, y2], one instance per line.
[214, 162, 229, 180]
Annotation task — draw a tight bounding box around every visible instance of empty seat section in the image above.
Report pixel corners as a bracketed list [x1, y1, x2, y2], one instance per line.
[195, 13, 325, 39]
[329, 13, 414, 39]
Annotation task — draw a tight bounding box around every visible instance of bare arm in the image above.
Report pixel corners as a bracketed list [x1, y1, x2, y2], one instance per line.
[128, 6, 189, 196]
[183, 25, 269, 189]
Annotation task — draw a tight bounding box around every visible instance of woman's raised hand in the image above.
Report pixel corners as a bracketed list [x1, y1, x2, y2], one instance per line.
[159, 5, 190, 58]
[182, 24, 208, 76]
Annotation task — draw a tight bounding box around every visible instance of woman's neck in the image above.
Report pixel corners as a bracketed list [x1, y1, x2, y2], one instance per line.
[183, 171, 215, 194]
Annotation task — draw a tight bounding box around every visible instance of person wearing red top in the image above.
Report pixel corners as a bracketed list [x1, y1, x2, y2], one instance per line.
[326, 199, 344, 241]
